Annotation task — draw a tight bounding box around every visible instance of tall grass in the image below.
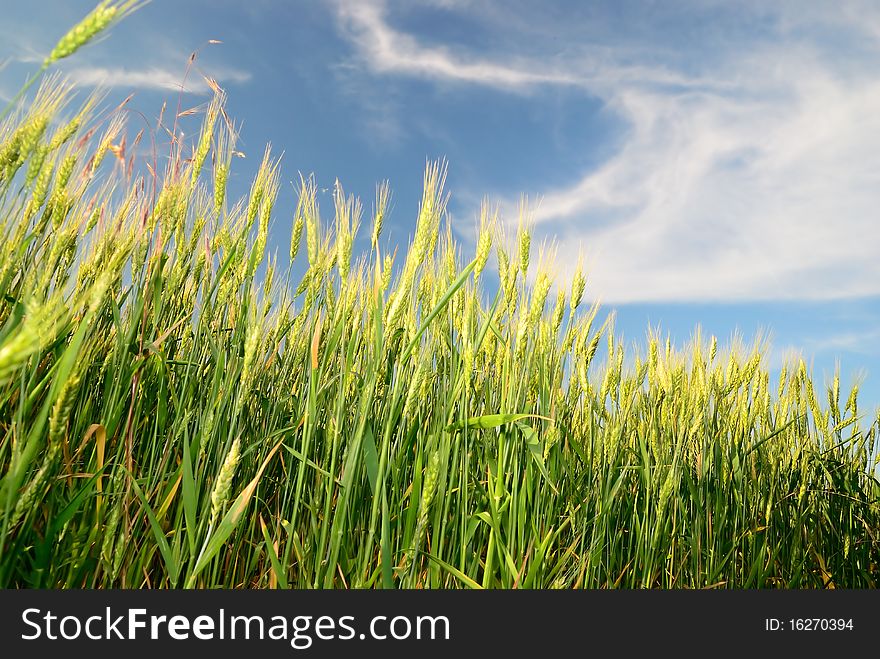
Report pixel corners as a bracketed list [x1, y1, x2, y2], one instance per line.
[0, 8, 878, 588]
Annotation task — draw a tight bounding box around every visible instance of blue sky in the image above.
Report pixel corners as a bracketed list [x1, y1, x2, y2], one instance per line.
[2, 0, 879, 411]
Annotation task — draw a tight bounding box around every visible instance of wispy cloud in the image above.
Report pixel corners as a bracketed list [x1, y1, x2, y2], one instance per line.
[333, 0, 707, 93]
[804, 329, 880, 356]
[331, 0, 880, 303]
[64, 66, 251, 93]
[334, 1, 575, 91]
[769, 326, 880, 371]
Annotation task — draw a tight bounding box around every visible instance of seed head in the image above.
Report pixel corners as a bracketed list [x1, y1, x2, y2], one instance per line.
[290, 210, 304, 263]
[381, 253, 394, 292]
[474, 218, 493, 280]
[371, 180, 390, 249]
[570, 264, 586, 313]
[416, 450, 441, 536]
[45, 1, 131, 66]
[191, 93, 222, 188]
[210, 437, 241, 523]
[519, 225, 531, 276]
[551, 287, 566, 335]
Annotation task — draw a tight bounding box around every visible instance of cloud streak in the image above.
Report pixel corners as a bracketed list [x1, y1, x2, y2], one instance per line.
[804, 329, 880, 356]
[332, 0, 880, 303]
[333, 0, 710, 93]
[65, 66, 251, 93]
[334, 1, 576, 91]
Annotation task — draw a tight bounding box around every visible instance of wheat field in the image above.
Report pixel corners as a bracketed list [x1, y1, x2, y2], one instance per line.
[0, 1, 878, 588]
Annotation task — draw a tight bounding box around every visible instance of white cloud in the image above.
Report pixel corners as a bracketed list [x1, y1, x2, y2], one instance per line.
[332, 0, 880, 303]
[532, 61, 880, 303]
[333, 0, 708, 93]
[64, 66, 251, 93]
[805, 329, 880, 356]
[334, 1, 575, 90]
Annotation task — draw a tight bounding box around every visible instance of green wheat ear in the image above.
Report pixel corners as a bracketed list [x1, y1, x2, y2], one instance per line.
[1, 2, 140, 122]
[210, 437, 241, 525]
[473, 201, 494, 279]
[48, 6, 112, 63]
